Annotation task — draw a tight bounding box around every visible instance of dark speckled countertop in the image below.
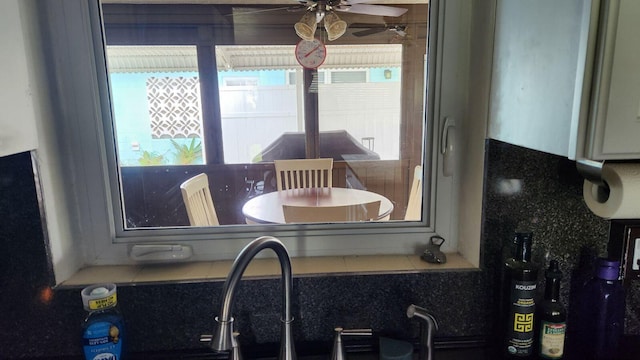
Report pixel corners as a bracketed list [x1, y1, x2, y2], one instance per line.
[2, 140, 639, 359]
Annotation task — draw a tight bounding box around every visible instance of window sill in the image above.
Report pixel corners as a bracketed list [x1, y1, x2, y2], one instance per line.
[59, 253, 476, 288]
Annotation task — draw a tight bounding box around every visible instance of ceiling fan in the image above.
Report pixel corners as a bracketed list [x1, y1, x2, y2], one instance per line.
[298, 0, 409, 17]
[294, 0, 408, 41]
[226, 1, 409, 42]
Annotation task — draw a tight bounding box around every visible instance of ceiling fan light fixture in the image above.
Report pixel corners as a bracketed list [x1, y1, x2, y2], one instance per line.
[324, 12, 347, 41]
[295, 12, 318, 41]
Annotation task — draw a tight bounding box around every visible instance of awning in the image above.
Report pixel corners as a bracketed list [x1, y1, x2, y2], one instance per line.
[105, 44, 402, 73]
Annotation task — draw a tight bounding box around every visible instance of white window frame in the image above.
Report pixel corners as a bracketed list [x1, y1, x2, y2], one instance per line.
[36, 0, 486, 284]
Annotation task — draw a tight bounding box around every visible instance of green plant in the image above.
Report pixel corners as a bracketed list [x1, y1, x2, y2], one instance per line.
[171, 138, 202, 165]
[137, 150, 165, 166]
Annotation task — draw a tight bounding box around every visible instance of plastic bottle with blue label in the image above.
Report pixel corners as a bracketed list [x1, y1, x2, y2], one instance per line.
[81, 283, 125, 360]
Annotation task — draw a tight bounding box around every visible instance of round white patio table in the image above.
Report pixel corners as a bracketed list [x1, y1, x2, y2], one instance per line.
[242, 187, 394, 224]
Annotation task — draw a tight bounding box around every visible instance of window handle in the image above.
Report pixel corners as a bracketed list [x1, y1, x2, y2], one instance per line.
[441, 117, 456, 177]
[129, 244, 193, 262]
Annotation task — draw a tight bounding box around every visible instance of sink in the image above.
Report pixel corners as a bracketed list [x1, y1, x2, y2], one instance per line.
[344, 348, 487, 360]
[117, 345, 489, 360]
[119, 337, 490, 360]
[431, 347, 488, 360]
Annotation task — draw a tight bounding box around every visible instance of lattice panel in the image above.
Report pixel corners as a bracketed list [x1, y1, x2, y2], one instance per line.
[147, 77, 202, 139]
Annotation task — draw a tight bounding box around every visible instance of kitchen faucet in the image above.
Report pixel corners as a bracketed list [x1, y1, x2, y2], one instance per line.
[407, 304, 438, 360]
[202, 236, 296, 360]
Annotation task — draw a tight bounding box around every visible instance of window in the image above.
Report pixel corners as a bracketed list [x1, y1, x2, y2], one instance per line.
[101, 2, 428, 229]
[37, 0, 485, 277]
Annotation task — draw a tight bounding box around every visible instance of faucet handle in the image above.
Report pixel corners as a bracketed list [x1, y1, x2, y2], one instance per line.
[200, 334, 213, 343]
[231, 332, 242, 360]
[200, 332, 242, 360]
[331, 327, 373, 360]
[331, 327, 346, 360]
[342, 328, 373, 336]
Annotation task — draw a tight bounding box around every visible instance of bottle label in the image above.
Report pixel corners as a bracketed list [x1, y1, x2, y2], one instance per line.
[506, 280, 536, 357]
[539, 321, 566, 359]
[88, 293, 117, 310]
[83, 319, 123, 360]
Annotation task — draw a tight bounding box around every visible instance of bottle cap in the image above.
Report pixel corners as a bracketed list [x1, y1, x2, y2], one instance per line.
[81, 283, 118, 311]
[596, 258, 620, 281]
[546, 260, 562, 280]
[514, 232, 533, 262]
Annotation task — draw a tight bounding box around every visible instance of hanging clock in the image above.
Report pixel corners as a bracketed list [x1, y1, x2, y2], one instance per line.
[295, 38, 327, 69]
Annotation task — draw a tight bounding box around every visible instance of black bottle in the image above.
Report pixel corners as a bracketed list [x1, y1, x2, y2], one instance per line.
[536, 260, 567, 359]
[502, 232, 538, 359]
[498, 232, 523, 332]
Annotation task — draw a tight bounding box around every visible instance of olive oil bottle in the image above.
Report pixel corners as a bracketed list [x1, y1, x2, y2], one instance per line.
[536, 260, 567, 359]
[502, 232, 538, 359]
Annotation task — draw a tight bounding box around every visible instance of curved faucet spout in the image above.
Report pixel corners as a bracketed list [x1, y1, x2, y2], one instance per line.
[407, 304, 438, 360]
[210, 236, 296, 360]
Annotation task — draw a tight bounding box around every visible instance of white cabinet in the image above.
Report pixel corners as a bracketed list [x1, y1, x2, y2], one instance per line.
[488, 0, 640, 161]
[488, 0, 591, 159]
[0, 0, 39, 157]
[583, 0, 640, 160]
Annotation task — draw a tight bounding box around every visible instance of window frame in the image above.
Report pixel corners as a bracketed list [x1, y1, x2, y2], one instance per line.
[102, 1, 438, 236]
[38, 0, 472, 276]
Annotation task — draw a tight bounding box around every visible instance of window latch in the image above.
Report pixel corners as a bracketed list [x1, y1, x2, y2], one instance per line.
[129, 244, 193, 262]
[441, 116, 456, 177]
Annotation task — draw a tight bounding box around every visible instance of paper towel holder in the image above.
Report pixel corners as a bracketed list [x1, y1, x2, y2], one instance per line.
[577, 159, 610, 203]
[577, 159, 606, 186]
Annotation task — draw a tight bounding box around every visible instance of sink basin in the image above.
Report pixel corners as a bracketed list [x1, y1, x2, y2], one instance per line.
[431, 347, 488, 360]
[118, 337, 490, 360]
[344, 348, 487, 360]
[111, 347, 488, 360]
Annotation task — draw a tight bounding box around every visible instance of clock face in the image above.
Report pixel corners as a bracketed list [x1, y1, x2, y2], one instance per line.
[295, 38, 327, 69]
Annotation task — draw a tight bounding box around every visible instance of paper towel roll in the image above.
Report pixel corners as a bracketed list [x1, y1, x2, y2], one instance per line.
[583, 163, 640, 219]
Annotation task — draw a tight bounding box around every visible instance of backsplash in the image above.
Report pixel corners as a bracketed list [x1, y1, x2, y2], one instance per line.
[0, 140, 637, 358]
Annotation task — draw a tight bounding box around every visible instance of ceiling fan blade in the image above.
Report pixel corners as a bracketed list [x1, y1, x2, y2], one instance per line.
[341, 0, 374, 4]
[352, 27, 387, 37]
[393, 29, 407, 37]
[336, 4, 408, 17]
[228, 5, 305, 17]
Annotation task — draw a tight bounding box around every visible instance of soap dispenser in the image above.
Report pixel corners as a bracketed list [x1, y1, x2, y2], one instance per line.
[81, 283, 125, 360]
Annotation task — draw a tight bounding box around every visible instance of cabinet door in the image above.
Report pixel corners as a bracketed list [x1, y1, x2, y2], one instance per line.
[0, 0, 38, 157]
[488, 0, 592, 158]
[586, 0, 640, 160]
